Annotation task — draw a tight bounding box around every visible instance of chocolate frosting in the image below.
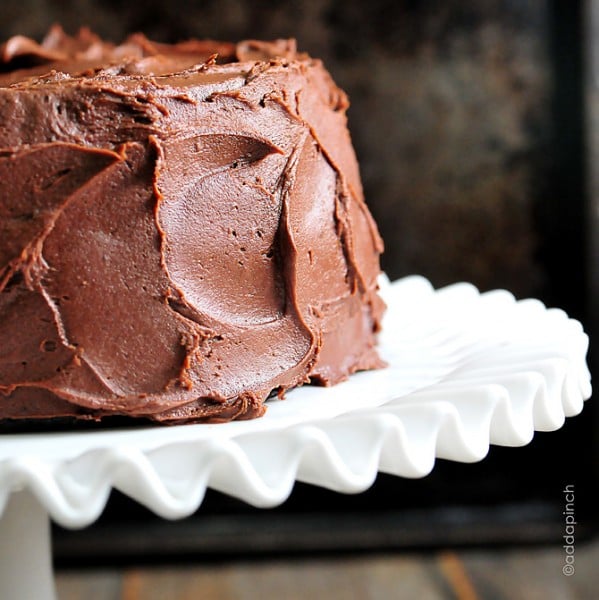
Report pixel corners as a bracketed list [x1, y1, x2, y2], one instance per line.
[0, 27, 385, 423]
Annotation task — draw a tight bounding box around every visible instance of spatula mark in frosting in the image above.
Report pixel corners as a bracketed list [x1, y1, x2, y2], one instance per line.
[157, 133, 288, 327]
[0, 143, 120, 292]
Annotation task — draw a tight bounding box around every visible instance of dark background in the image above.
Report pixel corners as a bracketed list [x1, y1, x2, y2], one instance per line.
[1, 0, 595, 558]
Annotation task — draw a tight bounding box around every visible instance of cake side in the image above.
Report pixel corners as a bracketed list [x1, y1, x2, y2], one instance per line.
[0, 28, 385, 424]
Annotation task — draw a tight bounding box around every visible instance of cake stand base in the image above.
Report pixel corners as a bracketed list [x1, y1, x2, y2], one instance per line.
[0, 490, 55, 600]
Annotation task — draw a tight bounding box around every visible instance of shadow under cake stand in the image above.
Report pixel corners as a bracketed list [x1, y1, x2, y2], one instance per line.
[0, 276, 591, 600]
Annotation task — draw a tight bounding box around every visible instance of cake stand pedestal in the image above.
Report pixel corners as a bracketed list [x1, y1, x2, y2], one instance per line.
[0, 491, 55, 600]
[0, 277, 591, 600]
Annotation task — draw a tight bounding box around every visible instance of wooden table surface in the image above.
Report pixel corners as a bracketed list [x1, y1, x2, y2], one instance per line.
[56, 538, 598, 600]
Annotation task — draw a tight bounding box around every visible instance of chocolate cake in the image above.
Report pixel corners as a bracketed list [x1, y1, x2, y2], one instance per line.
[0, 26, 385, 424]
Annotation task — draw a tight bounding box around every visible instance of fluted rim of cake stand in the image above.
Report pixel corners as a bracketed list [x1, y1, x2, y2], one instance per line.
[0, 275, 591, 528]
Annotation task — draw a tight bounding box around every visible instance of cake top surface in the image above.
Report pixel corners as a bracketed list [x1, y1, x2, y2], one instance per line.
[0, 25, 308, 88]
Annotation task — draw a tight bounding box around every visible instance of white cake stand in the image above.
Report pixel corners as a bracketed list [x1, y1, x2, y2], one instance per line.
[0, 276, 591, 600]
